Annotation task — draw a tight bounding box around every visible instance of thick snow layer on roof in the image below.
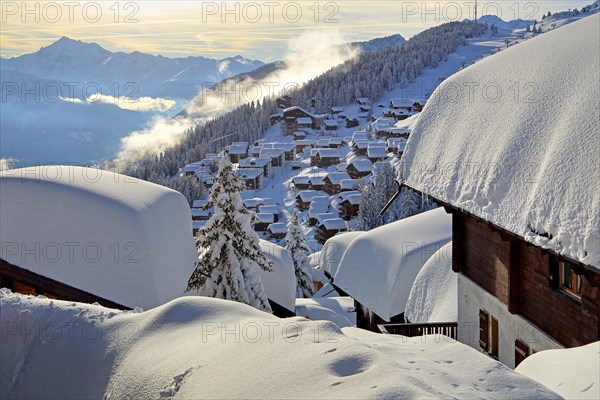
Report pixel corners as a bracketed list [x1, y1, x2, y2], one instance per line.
[317, 148, 342, 158]
[295, 297, 356, 327]
[325, 172, 351, 184]
[267, 223, 287, 234]
[402, 15, 600, 269]
[0, 291, 560, 399]
[335, 208, 452, 321]
[321, 218, 348, 231]
[515, 341, 600, 400]
[404, 241, 456, 323]
[235, 168, 262, 179]
[350, 158, 373, 172]
[296, 117, 313, 125]
[258, 240, 296, 312]
[0, 166, 198, 310]
[319, 232, 363, 279]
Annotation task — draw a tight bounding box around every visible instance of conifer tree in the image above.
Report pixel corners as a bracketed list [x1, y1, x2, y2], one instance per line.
[285, 210, 315, 298]
[186, 157, 272, 312]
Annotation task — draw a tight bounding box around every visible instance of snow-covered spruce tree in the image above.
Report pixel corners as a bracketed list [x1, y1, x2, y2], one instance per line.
[186, 157, 273, 312]
[285, 211, 314, 298]
[356, 163, 400, 231]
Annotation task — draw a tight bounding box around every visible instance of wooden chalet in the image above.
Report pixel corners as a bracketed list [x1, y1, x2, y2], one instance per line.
[314, 148, 342, 168]
[340, 194, 361, 220]
[345, 117, 359, 129]
[291, 176, 311, 190]
[347, 158, 373, 179]
[267, 223, 287, 240]
[235, 168, 264, 190]
[276, 94, 292, 109]
[295, 190, 324, 211]
[254, 213, 275, 232]
[239, 157, 272, 177]
[282, 106, 317, 135]
[227, 142, 249, 163]
[367, 146, 387, 163]
[399, 18, 600, 368]
[315, 218, 348, 244]
[323, 172, 351, 195]
[324, 120, 338, 131]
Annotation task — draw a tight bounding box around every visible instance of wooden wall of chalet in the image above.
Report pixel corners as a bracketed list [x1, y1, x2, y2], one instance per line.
[453, 213, 600, 348]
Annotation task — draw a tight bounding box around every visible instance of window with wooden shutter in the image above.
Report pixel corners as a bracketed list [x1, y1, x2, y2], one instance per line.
[490, 317, 499, 359]
[515, 339, 530, 367]
[479, 310, 489, 351]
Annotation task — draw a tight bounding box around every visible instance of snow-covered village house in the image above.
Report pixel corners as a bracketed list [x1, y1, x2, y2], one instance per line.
[235, 168, 264, 190]
[322, 172, 351, 195]
[315, 218, 349, 245]
[333, 208, 452, 331]
[340, 194, 361, 220]
[400, 16, 600, 369]
[282, 106, 317, 135]
[276, 94, 292, 109]
[0, 166, 198, 311]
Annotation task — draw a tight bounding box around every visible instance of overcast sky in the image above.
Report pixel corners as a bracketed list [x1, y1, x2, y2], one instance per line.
[1, 1, 594, 60]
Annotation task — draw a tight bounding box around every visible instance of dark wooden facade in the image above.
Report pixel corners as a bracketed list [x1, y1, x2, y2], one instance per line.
[0, 259, 130, 310]
[452, 211, 600, 348]
[340, 200, 360, 220]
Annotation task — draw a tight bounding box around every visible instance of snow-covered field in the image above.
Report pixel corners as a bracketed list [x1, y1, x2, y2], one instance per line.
[0, 290, 561, 399]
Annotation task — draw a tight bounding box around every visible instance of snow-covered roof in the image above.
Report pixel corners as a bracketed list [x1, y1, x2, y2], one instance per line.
[292, 176, 310, 184]
[292, 131, 306, 137]
[335, 208, 452, 321]
[258, 205, 279, 214]
[329, 137, 344, 145]
[352, 131, 368, 141]
[239, 157, 271, 168]
[350, 158, 373, 172]
[316, 148, 341, 158]
[342, 194, 362, 205]
[258, 240, 296, 313]
[308, 204, 331, 217]
[390, 98, 413, 108]
[255, 213, 275, 223]
[296, 190, 325, 202]
[320, 232, 363, 278]
[234, 168, 262, 179]
[192, 220, 206, 230]
[283, 106, 314, 117]
[336, 163, 349, 172]
[325, 172, 351, 184]
[340, 179, 359, 190]
[306, 172, 328, 184]
[367, 146, 387, 158]
[316, 213, 338, 225]
[331, 106, 344, 113]
[402, 15, 600, 270]
[267, 223, 287, 234]
[242, 197, 272, 208]
[0, 166, 198, 310]
[259, 147, 285, 158]
[404, 241, 456, 323]
[324, 120, 338, 127]
[228, 143, 248, 155]
[353, 140, 370, 149]
[191, 209, 210, 218]
[321, 218, 348, 231]
[316, 138, 331, 147]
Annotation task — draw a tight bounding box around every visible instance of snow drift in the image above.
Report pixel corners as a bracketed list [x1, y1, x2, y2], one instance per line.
[0, 166, 198, 309]
[402, 14, 600, 270]
[0, 290, 561, 399]
[515, 341, 600, 400]
[404, 242, 457, 323]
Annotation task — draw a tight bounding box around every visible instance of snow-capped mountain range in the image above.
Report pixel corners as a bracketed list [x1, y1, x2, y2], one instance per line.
[0, 36, 265, 99]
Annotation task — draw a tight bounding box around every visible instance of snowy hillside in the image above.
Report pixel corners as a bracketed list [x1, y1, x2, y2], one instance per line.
[0, 291, 561, 399]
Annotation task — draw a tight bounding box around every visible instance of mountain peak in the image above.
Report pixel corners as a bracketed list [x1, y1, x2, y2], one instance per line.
[42, 36, 109, 55]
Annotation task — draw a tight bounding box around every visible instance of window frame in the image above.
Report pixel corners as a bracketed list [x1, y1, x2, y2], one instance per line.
[558, 260, 583, 300]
